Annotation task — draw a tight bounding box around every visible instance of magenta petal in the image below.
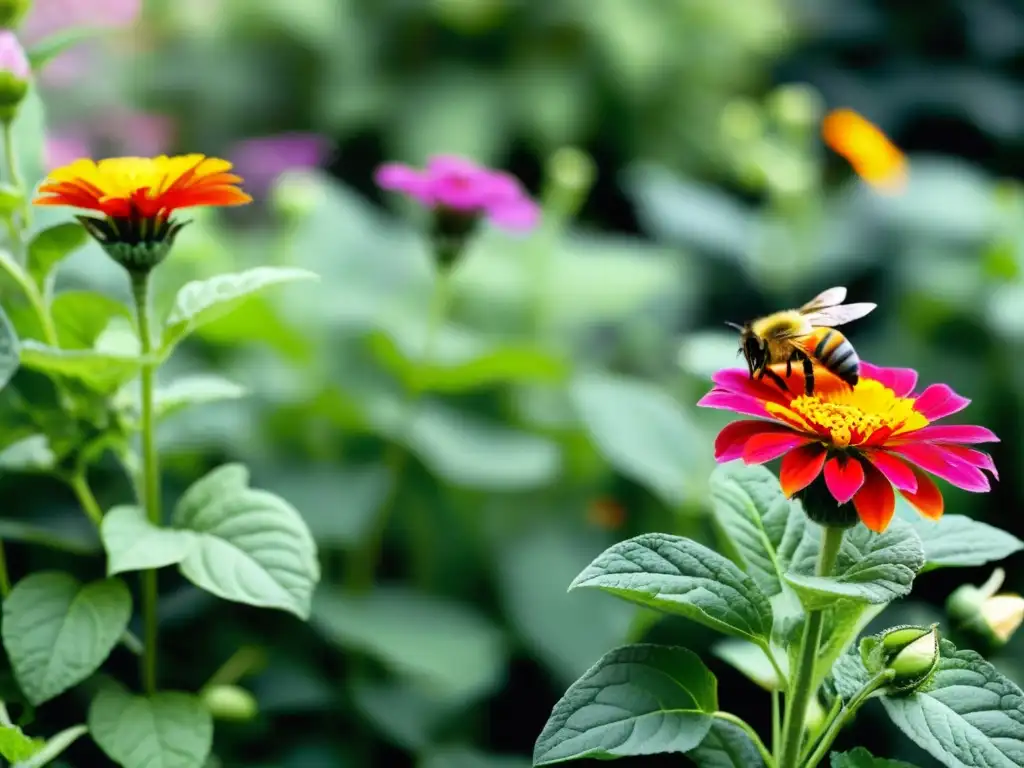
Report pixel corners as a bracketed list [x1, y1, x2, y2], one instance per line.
[894, 424, 999, 444]
[887, 443, 991, 492]
[912, 383, 970, 421]
[941, 445, 999, 481]
[824, 456, 866, 504]
[710, 368, 793, 402]
[697, 391, 771, 419]
[742, 432, 812, 464]
[375, 163, 419, 191]
[864, 450, 918, 492]
[860, 362, 918, 396]
[488, 199, 541, 232]
[427, 154, 482, 176]
[714, 421, 788, 461]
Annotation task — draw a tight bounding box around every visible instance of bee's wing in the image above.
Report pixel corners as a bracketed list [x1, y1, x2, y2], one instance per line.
[799, 286, 847, 312]
[803, 303, 877, 327]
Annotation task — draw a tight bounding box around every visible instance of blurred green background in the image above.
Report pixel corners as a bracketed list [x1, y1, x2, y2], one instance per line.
[5, 0, 1024, 765]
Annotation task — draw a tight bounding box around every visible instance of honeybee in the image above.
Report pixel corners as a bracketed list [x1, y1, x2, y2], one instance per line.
[727, 287, 876, 396]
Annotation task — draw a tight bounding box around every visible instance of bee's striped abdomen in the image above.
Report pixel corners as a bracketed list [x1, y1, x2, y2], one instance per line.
[812, 328, 860, 386]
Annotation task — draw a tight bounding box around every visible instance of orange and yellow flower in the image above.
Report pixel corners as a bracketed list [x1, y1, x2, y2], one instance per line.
[822, 108, 907, 193]
[698, 363, 997, 532]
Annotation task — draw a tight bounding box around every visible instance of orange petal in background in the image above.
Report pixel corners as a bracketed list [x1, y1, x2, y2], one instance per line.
[822, 108, 907, 195]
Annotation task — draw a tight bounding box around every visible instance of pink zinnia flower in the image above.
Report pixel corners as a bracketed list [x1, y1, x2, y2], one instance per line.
[698, 363, 998, 532]
[0, 31, 29, 79]
[229, 133, 332, 196]
[375, 154, 540, 233]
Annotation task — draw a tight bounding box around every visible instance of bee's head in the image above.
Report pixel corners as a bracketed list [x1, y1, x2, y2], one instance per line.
[726, 322, 763, 377]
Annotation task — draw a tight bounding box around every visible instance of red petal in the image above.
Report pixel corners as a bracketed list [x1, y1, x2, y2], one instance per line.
[887, 443, 990, 492]
[697, 391, 771, 419]
[864, 450, 918, 492]
[899, 467, 944, 520]
[912, 383, 970, 421]
[714, 421, 790, 461]
[779, 444, 827, 497]
[824, 455, 866, 504]
[860, 363, 918, 397]
[891, 424, 998, 444]
[852, 461, 896, 533]
[742, 432, 813, 464]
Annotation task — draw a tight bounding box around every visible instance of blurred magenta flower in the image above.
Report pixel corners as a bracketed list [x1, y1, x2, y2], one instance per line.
[0, 31, 29, 80]
[229, 133, 332, 196]
[95, 108, 175, 157]
[375, 155, 540, 233]
[44, 131, 91, 170]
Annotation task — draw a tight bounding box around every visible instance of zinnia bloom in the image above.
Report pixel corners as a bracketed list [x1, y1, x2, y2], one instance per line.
[699, 363, 998, 532]
[822, 108, 907, 194]
[375, 155, 540, 233]
[34, 154, 252, 271]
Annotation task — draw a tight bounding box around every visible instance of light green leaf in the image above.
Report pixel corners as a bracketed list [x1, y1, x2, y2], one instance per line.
[570, 372, 701, 507]
[712, 639, 782, 690]
[312, 587, 506, 704]
[569, 534, 774, 644]
[18, 340, 139, 393]
[88, 685, 213, 768]
[0, 725, 43, 762]
[784, 521, 925, 610]
[51, 291, 131, 350]
[2, 572, 132, 704]
[115, 374, 247, 422]
[0, 183, 22, 217]
[880, 640, 1024, 768]
[27, 223, 88, 293]
[908, 514, 1024, 572]
[689, 720, 766, 768]
[28, 27, 109, 71]
[9, 86, 45, 192]
[172, 464, 319, 618]
[101, 506, 194, 575]
[161, 267, 318, 353]
[533, 644, 717, 765]
[420, 746, 530, 768]
[0, 303, 19, 390]
[831, 747, 920, 768]
[13, 724, 88, 768]
[709, 463, 818, 598]
[0, 435, 54, 473]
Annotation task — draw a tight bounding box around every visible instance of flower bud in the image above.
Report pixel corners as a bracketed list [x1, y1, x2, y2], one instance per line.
[948, 569, 1024, 647]
[544, 146, 595, 219]
[201, 684, 259, 722]
[0, 31, 28, 123]
[0, 0, 31, 29]
[863, 624, 940, 694]
[766, 83, 824, 132]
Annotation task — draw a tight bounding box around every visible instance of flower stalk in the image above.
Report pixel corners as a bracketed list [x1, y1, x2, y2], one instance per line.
[779, 524, 845, 768]
[801, 670, 895, 768]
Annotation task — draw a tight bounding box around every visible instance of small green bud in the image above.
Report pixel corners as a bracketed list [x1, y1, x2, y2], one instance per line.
[0, 0, 30, 30]
[201, 684, 259, 722]
[867, 624, 940, 694]
[0, 31, 28, 123]
[766, 83, 824, 131]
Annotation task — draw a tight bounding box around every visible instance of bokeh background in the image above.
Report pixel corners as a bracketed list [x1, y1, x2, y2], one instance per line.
[4, 0, 1024, 766]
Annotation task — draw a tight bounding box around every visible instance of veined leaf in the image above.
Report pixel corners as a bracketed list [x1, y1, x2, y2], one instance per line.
[831, 747, 920, 768]
[689, 720, 766, 768]
[907, 514, 1024, 572]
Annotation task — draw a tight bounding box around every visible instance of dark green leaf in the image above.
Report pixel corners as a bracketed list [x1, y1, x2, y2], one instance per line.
[688, 720, 765, 768]
[831, 747, 920, 768]
[570, 534, 774, 643]
[420, 746, 530, 768]
[50, 291, 131, 350]
[533, 644, 717, 765]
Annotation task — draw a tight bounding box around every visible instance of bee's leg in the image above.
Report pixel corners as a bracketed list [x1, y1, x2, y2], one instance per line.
[763, 367, 789, 394]
[802, 356, 815, 395]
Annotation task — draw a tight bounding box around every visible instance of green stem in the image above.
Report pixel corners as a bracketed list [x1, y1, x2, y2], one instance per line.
[203, 646, 265, 690]
[779, 525, 845, 768]
[345, 267, 452, 592]
[68, 472, 104, 527]
[800, 671, 894, 768]
[3, 119, 28, 232]
[772, 689, 782, 763]
[131, 272, 161, 694]
[714, 712, 775, 768]
[0, 541, 11, 598]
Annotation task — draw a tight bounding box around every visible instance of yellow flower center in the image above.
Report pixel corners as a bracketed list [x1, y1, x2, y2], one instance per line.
[768, 379, 927, 447]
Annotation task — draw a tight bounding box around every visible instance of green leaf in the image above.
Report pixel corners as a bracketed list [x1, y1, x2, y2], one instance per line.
[10, 86, 45, 192]
[0, 303, 19, 390]
[569, 534, 774, 644]
[831, 648, 872, 702]
[689, 720, 766, 768]
[101, 506, 194, 575]
[533, 644, 717, 765]
[102, 466, 320, 619]
[312, 587, 506, 704]
[88, 685, 213, 768]
[570, 372, 702, 507]
[880, 640, 1024, 768]
[712, 639, 782, 690]
[115, 374, 247, 422]
[0, 435, 54, 473]
[784, 521, 925, 610]
[907, 514, 1024, 572]
[161, 267, 318, 353]
[831, 747, 919, 768]
[2, 573, 132, 705]
[0, 183, 22, 217]
[0, 518, 100, 555]
[27, 223, 89, 294]
[0, 725, 43, 762]
[351, 678, 460, 751]
[13, 724, 88, 768]
[709, 463, 818, 598]
[18, 341, 139, 394]
[28, 27, 110, 71]
[420, 746, 530, 768]
[50, 291, 131, 349]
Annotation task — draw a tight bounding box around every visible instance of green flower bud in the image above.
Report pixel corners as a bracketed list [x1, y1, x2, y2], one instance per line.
[0, 0, 30, 30]
[201, 684, 259, 722]
[864, 624, 940, 694]
[0, 30, 28, 123]
[948, 569, 1024, 647]
[766, 83, 824, 131]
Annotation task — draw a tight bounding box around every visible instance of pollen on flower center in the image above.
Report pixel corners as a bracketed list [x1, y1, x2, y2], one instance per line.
[785, 379, 928, 447]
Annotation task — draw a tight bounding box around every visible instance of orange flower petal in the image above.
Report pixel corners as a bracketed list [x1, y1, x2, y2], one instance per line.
[822, 108, 907, 194]
[779, 443, 827, 497]
[899, 467, 944, 521]
[852, 460, 896, 532]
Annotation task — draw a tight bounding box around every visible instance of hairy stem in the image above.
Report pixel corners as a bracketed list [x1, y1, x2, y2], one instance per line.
[801, 671, 894, 768]
[714, 712, 775, 768]
[131, 272, 161, 694]
[779, 525, 844, 768]
[345, 267, 452, 592]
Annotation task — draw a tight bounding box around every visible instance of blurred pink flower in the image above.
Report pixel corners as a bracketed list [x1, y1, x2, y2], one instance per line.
[44, 130, 91, 170]
[95, 108, 175, 156]
[375, 155, 540, 233]
[229, 133, 333, 194]
[0, 32, 29, 79]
